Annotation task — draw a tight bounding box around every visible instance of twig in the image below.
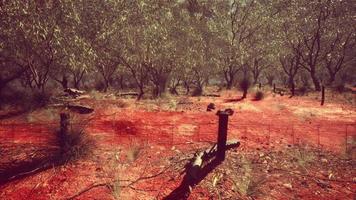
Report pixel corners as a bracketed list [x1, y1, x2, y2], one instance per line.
[271, 168, 355, 183]
[66, 165, 172, 200]
[66, 182, 111, 200]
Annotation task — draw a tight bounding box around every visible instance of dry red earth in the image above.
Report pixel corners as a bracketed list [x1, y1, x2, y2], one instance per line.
[0, 89, 355, 199]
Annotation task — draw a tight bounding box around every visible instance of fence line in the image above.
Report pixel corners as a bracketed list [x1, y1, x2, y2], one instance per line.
[0, 121, 355, 155]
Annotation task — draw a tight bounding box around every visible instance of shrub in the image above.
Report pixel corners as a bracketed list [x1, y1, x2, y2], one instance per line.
[254, 91, 264, 101]
[335, 84, 345, 93]
[298, 86, 308, 95]
[1, 88, 52, 110]
[192, 87, 203, 97]
[127, 144, 141, 162]
[0, 88, 26, 106]
[94, 81, 106, 91]
[116, 99, 128, 108]
[31, 91, 51, 107]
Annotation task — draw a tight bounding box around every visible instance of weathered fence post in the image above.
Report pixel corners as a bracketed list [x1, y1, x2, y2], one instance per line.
[59, 112, 70, 157]
[292, 126, 295, 145]
[317, 125, 320, 149]
[216, 109, 234, 161]
[345, 125, 348, 156]
[321, 85, 325, 106]
[171, 124, 174, 146]
[268, 125, 271, 146]
[273, 83, 276, 93]
[60, 112, 70, 136]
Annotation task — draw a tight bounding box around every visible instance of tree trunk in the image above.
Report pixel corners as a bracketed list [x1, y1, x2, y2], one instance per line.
[290, 82, 295, 97]
[103, 78, 110, 92]
[253, 78, 258, 85]
[137, 87, 144, 100]
[169, 86, 179, 95]
[224, 71, 235, 90]
[0, 84, 3, 109]
[310, 71, 321, 91]
[118, 75, 125, 89]
[226, 80, 233, 90]
[321, 85, 325, 106]
[242, 89, 247, 99]
[40, 84, 46, 95]
[152, 84, 160, 98]
[62, 76, 68, 89]
[184, 81, 190, 95]
[74, 81, 80, 90]
[327, 74, 335, 86]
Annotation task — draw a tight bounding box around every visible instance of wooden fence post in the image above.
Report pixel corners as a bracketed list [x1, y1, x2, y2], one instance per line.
[321, 85, 325, 106]
[216, 109, 234, 161]
[60, 112, 70, 136]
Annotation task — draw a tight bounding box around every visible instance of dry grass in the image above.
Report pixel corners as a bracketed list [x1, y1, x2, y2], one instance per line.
[225, 102, 261, 112]
[26, 108, 58, 123]
[177, 124, 197, 136]
[287, 144, 316, 173]
[273, 103, 287, 111]
[292, 106, 355, 122]
[231, 155, 266, 199]
[60, 127, 95, 163]
[126, 141, 142, 163]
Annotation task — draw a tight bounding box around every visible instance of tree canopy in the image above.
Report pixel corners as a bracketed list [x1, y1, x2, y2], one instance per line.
[1, 0, 355, 97]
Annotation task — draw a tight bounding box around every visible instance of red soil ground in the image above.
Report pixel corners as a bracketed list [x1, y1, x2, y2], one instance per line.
[0, 90, 355, 199]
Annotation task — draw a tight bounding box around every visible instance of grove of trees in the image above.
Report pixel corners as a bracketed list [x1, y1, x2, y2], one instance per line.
[1, 0, 355, 100]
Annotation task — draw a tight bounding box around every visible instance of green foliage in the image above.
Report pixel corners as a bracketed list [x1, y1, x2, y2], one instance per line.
[0, 87, 52, 111]
[0, 0, 354, 96]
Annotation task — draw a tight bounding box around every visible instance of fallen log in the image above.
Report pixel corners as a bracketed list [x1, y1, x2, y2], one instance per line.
[188, 139, 240, 180]
[203, 94, 221, 97]
[48, 104, 94, 114]
[274, 87, 287, 96]
[67, 105, 94, 114]
[64, 88, 85, 97]
[164, 139, 240, 199]
[117, 92, 139, 97]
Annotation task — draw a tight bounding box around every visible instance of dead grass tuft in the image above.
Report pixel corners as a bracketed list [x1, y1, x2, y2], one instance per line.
[59, 127, 95, 163]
